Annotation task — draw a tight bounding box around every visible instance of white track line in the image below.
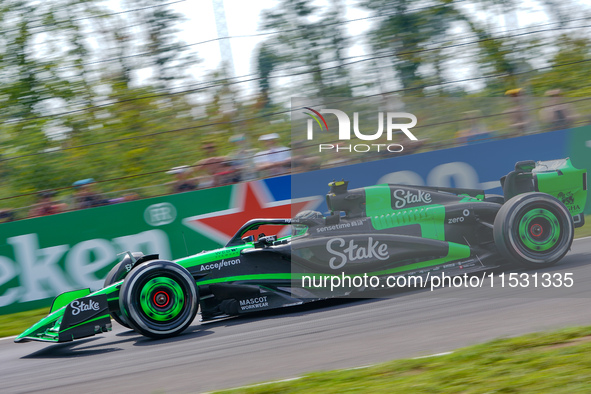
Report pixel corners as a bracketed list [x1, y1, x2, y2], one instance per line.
[202, 377, 302, 393]
[413, 351, 454, 359]
[574, 235, 591, 242]
[204, 351, 454, 393]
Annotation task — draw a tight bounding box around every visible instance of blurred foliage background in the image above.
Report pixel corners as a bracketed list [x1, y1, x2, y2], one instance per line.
[1, 0, 591, 217]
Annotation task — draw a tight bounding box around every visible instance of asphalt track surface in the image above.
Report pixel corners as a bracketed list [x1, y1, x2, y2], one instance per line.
[2, 238, 591, 393]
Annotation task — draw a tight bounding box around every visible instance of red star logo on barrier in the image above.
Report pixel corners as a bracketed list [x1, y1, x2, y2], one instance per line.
[183, 181, 321, 245]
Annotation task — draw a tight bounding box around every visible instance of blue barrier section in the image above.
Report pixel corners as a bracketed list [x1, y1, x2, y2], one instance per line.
[265, 175, 292, 201]
[292, 129, 570, 213]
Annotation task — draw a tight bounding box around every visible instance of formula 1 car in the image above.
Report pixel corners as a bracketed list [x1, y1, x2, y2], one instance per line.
[16, 158, 587, 343]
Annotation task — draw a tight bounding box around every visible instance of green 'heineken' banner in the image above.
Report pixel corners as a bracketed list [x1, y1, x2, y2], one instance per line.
[0, 178, 300, 314]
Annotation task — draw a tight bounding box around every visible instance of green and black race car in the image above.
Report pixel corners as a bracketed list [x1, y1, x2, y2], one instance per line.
[16, 158, 587, 343]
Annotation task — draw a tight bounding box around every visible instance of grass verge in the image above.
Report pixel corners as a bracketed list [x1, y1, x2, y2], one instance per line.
[0, 307, 51, 338]
[214, 326, 591, 393]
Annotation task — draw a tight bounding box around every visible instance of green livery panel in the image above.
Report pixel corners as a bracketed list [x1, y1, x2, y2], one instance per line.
[534, 158, 587, 215]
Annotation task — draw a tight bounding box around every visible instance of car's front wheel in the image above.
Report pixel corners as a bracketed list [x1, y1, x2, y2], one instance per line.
[493, 192, 574, 268]
[119, 260, 198, 339]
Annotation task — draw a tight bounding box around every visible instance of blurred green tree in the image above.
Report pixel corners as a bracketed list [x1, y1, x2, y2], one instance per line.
[257, 0, 353, 100]
[530, 35, 591, 95]
[0, 0, 201, 212]
[360, 0, 463, 95]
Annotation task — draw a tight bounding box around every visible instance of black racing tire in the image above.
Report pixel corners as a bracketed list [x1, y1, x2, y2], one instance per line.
[493, 192, 574, 268]
[104, 264, 131, 329]
[104, 252, 145, 329]
[104, 261, 123, 287]
[119, 260, 198, 339]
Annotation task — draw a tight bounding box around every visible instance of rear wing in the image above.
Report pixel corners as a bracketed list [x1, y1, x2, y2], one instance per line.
[501, 158, 587, 225]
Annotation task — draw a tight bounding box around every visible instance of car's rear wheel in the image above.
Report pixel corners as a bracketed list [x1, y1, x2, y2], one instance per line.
[119, 260, 198, 339]
[493, 192, 573, 268]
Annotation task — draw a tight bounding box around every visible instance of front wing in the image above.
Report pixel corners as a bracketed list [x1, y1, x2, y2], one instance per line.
[15, 285, 119, 343]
